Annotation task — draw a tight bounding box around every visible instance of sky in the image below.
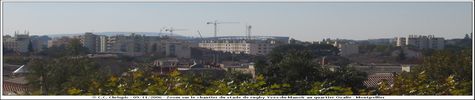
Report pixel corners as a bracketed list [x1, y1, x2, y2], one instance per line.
[2, 2, 473, 41]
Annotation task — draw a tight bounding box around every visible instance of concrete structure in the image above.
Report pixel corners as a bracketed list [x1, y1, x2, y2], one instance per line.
[79, 32, 100, 52]
[198, 36, 289, 55]
[220, 61, 256, 78]
[30, 36, 50, 52]
[99, 35, 108, 53]
[165, 41, 191, 58]
[3, 32, 31, 53]
[78, 33, 192, 58]
[395, 35, 445, 50]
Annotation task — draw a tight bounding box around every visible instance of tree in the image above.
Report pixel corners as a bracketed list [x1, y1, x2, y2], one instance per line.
[28, 40, 34, 53]
[306, 81, 353, 95]
[397, 48, 406, 61]
[328, 66, 367, 93]
[26, 59, 50, 94]
[151, 43, 158, 52]
[378, 49, 472, 95]
[66, 39, 89, 56]
[28, 57, 104, 95]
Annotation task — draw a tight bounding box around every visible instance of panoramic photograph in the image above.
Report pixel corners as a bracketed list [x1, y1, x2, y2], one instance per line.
[1, 0, 473, 99]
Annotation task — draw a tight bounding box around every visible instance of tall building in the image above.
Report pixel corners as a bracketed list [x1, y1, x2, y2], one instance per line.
[79, 32, 100, 53]
[99, 35, 108, 53]
[30, 36, 50, 52]
[395, 35, 445, 50]
[198, 36, 289, 55]
[3, 31, 31, 53]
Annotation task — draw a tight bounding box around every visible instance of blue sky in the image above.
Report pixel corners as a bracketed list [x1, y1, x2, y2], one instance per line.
[2, 2, 473, 41]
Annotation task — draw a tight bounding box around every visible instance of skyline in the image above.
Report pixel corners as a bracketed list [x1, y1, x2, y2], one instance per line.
[2, 2, 473, 41]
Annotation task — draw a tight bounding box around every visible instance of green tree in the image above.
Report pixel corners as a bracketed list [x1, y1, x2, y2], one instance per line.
[306, 81, 353, 95]
[66, 39, 89, 56]
[397, 49, 406, 61]
[28, 40, 34, 53]
[378, 49, 472, 95]
[28, 57, 104, 95]
[328, 66, 367, 93]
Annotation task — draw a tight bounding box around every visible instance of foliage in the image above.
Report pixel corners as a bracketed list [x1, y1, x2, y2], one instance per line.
[37, 39, 89, 57]
[23, 41, 470, 95]
[378, 49, 472, 95]
[27, 57, 105, 95]
[28, 40, 34, 53]
[3, 56, 30, 65]
[258, 44, 365, 94]
[66, 39, 90, 56]
[306, 81, 353, 95]
[328, 66, 367, 92]
[397, 48, 406, 61]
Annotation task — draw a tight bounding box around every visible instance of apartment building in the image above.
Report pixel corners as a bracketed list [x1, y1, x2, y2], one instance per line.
[395, 35, 445, 50]
[78, 32, 191, 58]
[198, 36, 289, 55]
[3, 32, 31, 53]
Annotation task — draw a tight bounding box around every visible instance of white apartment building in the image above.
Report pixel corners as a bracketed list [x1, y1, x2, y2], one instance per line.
[199, 37, 287, 55]
[395, 35, 445, 50]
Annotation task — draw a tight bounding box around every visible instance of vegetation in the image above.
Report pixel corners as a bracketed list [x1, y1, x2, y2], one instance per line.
[37, 39, 90, 58]
[379, 49, 472, 95]
[21, 42, 472, 95]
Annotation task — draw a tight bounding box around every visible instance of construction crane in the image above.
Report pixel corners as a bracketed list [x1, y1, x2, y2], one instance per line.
[164, 27, 187, 36]
[206, 20, 238, 65]
[196, 30, 203, 40]
[159, 27, 167, 33]
[206, 20, 239, 37]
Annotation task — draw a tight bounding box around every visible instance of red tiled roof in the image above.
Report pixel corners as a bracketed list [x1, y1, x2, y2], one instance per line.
[3, 81, 30, 95]
[364, 73, 394, 88]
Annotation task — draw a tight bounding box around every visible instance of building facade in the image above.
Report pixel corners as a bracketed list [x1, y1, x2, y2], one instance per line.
[79, 32, 100, 52]
[334, 42, 359, 57]
[198, 37, 288, 55]
[395, 35, 445, 50]
[319, 39, 359, 57]
[3, 32, 31, 53]
[30, 36, 50, 52]
[77, 33, 191, 58]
